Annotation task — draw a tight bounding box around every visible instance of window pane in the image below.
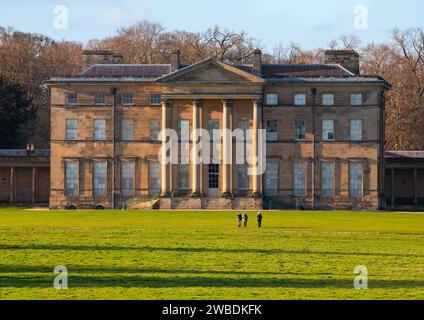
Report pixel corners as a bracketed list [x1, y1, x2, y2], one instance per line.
[322, 120, 334, 141]
[321, 163, 334, 197]
[178, 164, 190, 190]
[266, 93, 278, 105]
[150, 94, 161, 105]
[322, 94, 334, 106]
[266, 120, 278, 141]
[351, 120, 363, 141]
[122, 162, 135, 197]
[65, 163, 78, 196]
[178, 120, 190, 142]
[122, 119, 134, 141]
[93, 162, 106, 196]
[149, 120, 161, 141]
[294, 94, 306, 106]
[293, 163, 306, 196]
[350, 94, 363, 106]
[350, 163, 363, 197]
[66, 120, 78, 140]
[294, 120, 306, 140]
[265, 163, 278, 196]
[149, 163, 161, 196]
[238, 164, 249, 190]
[95, 93, 106, 105]
[122, 93, 134, 105]
[67, 93, 77, 105]
[94, 119, 106, 140]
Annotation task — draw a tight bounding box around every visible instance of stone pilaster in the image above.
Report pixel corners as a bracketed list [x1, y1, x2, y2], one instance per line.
[161, 99, 172, 197]
[222, 99, 233, 198]
[192, 99, 202, 198]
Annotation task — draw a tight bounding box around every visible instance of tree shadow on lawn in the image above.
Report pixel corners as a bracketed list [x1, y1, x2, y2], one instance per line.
[1, 273, 424, 289]
[0, 244, 422, 258]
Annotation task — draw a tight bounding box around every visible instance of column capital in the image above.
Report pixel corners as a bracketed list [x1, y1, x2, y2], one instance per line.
[192, 99, 203, 108]
[222, 99, 233, 107]
[161, 99, 171, 108]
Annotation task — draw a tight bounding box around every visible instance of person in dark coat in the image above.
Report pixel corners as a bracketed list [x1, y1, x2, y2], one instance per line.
[243, 213, 249, 227]
[257, 212, 263, 228]
[237, 212, 242, 228]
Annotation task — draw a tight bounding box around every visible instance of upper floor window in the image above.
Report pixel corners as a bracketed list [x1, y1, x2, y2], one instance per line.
[122, 93, 134, 106]
[266, 93, 278, 106]
[322, 94, 334, 106]
[93, 119, 106, 140]
[294, 93, 306, 106]
[321, 163, 335, 197]
[294, 120, 306, 140]
[66, 119, 78, 140]
[150, 94, 162, 105]
[322, 120, 334, 141]
[266, 120, 278, 141]
[237, 119, 249, 141]
[122, 119, 134, 141]
[208, 120, 220, 143]
[350, 120, 363, 141]
[95, 93, 106, 105]
[350, 93, 363, 106]
[149, 119, 161, 141]
[66, 93, 77, 105]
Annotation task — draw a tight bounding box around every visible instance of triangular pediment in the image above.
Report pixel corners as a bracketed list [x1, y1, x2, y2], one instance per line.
[158, 58, 265, 84]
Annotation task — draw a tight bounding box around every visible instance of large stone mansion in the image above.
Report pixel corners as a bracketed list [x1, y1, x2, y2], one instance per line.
[46, 49, 389, 210]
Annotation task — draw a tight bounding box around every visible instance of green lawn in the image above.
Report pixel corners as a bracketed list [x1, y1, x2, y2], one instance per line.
[0, 208, 423, 300]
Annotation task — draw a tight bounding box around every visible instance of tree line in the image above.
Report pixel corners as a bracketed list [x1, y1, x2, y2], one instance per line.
[0, 20, 424, 151]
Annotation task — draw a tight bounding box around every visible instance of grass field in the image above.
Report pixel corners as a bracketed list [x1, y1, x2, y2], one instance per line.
[0, 208, 423, 300]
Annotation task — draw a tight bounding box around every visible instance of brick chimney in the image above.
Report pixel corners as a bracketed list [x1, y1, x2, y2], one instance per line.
[252, 49, 263, 75]
[324, 50, 360, 75]
[82, 49, 123, 71]
[171, 49, 181, 72]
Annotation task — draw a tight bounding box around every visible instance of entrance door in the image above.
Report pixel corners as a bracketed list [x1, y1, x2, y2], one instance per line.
[208, 164, 219, 197]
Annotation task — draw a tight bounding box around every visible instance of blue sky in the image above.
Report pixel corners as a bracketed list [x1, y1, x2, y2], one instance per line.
[1, 0, 423, 51]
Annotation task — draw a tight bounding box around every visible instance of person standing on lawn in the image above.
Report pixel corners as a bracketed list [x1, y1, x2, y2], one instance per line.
[243, 213, 249, 227]
[257, 212, 263, 228]
[237, 212, 242, 228]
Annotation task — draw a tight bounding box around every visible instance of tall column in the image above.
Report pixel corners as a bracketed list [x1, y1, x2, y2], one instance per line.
[222, 99, 233, 197]
[10, 167, 15, 203]
[161, 100, 172, 197]
[252, 99, 262, 197]
[192, 100, 202, 197]
[32, 167, 37, 203]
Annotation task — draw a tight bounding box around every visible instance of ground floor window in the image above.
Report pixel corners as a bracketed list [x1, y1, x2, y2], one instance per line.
[178, 164, 190, 190]
[93, 162, 106, 196]
[121, 162, 135, 197]
[238, 164, 249, 191]
[265, 162, 278, 196]
[350, 163, 363, 197]
[149, 162, 161, 196]
[208, 164, 219, 189]
[321, 163, 335, 197]
[65, 162, 78, 196]
[293, 163, 306, 196]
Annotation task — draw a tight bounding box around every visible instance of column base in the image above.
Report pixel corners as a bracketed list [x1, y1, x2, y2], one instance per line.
[221, 192, 233, 199]
[251, 192, 263, 200]
[189, 197, 202, 209]
[159, 198, 172, 209]
[160, 192, 172, 198]
[191, 192, 203, 198]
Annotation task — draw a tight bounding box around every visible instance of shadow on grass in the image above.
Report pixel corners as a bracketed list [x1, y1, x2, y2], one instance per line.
[0, 273, 423, 289]
[0, 244, 422, 258]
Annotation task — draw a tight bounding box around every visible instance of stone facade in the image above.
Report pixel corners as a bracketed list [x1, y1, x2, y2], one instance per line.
[47, 49, 388, 210]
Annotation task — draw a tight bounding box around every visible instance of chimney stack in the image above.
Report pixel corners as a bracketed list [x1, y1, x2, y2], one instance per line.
[171, 49, 181, 72]
[82, 49, 123, 71]
[252, 49, 263, 75]
[324, 50, 360, 75]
